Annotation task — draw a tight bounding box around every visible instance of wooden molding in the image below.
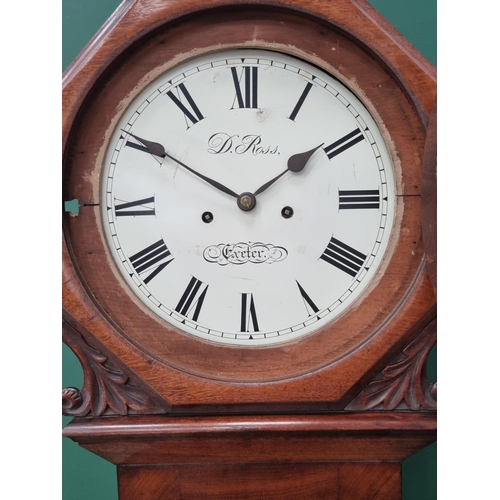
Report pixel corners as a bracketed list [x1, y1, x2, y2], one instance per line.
[63, 411, 436, 464]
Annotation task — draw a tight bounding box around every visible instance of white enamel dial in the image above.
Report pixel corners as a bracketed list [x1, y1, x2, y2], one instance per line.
[101, 49, 395, 345]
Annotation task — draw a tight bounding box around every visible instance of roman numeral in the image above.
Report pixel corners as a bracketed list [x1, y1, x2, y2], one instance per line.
[339, 190, 380, 210]
[114, 196, 155, 217]
[231, 66, 258, 108]
[320, 237, 367, 277]
[166, 83, 204, 127]
[323, 128, 365, 160]
[296, 281, 319, 316]
[240, 293, 259, 332]
[288, 82, 313, 121]
[129, 238, 174, 284]
[175, 277, 208, 322]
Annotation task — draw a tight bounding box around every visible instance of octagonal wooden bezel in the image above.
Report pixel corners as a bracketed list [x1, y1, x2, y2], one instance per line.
[63, 0, 436, 409]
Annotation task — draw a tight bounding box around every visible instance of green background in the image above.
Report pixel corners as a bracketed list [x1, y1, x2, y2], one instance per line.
[62, 1, 437, 498]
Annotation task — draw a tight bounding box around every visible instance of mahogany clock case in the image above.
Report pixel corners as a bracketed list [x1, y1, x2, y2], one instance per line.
[63, 0, 437, 411]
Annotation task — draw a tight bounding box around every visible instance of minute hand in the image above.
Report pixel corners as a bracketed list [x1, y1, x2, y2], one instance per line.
[122, 130, 239, 198]
[163, 151, 239, 198]
[253, 143, 324, 196]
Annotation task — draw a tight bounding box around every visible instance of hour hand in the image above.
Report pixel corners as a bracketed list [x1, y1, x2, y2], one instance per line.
[253, 143, 324, 197]
[287, 143, 324, 172]
[121, 130, 166, 157]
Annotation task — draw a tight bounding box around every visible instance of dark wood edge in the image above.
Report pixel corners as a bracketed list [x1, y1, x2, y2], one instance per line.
[421, 99, 437, 293]
[63, 411, 436, 439]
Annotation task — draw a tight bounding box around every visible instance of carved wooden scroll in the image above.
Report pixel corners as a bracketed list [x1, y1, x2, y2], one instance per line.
[62, 309, 169, 417]
[346, 320, 437, 411]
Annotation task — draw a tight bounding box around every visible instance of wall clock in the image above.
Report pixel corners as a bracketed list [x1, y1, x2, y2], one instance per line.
[63, 0, 436, 498]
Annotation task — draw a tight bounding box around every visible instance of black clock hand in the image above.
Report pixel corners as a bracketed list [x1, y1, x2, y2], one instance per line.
[253, 169, 289, 197]
[287, 143, 325, 172]
[122, 130, 166, 157]
[121, 130, 239, 199]
[253, 143, 324, 196]
[165, 152, 239, 198]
